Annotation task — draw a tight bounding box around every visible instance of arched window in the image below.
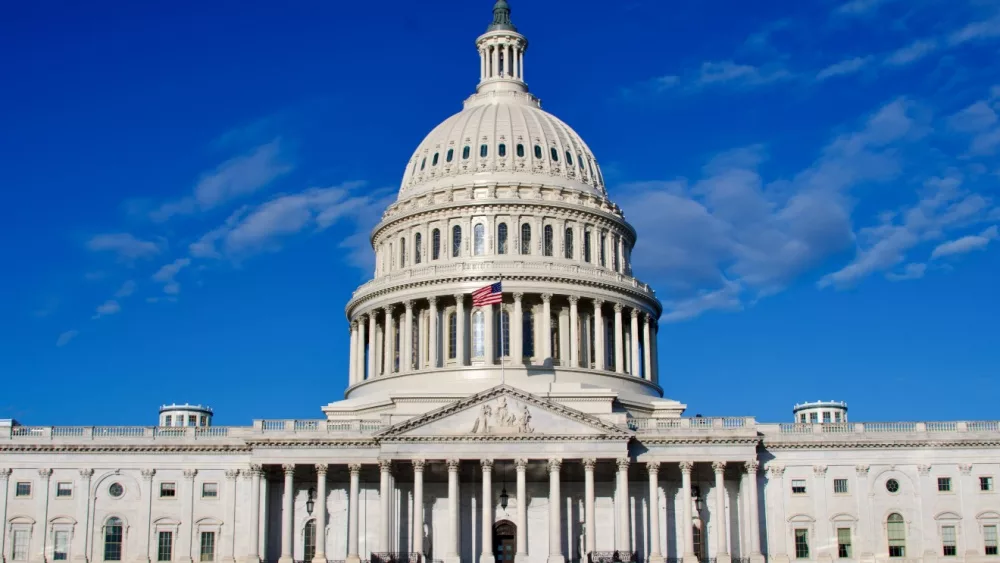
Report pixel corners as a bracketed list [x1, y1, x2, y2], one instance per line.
[497, 223, 508, 254]
[474, 223, 485, 256]
[534, 145, 543, 159]
[104, 518, 124, 561]
[480, 144, 488, 158]
[448, 313, 458, 359]
[523, 311, 534, 358]
[566, 151, 573, 166]
[577, 154, 584, 170]
[414, 233, 422, 264]
[432, 153, 439, 166]
[543, 225, 554, 256]
[463, 146, 471, 160]
[564, 227, 574, 259]
[452, 225, 462, 258]
[520, 224, 531, 255]
[887, 513, 906, 557]
[432, 229, 441, 260]
[496, 310, 510, 357]
[446, 148, 454, 162]
[550, 147, 559, 162]
[399, 237, 406, 267]
[584, 228, 592, 263]
[498, 143, 507, 157]
[303, 520, 316, 562]
[472, 310, 485, 358]
[599, 231, 607, 267]
[516, 144, 525, 157]
[420, 157, 426, 171]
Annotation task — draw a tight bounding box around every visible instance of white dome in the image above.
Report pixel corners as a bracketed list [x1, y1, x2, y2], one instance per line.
[398, 90, 607, 201]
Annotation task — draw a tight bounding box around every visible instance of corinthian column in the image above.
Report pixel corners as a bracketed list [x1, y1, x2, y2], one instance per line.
[279, 465, 294, 563]
[713, 462, 730, 563]
[413, 460, 425, 559]
[616, 459, 630, 551]
[379, 460, 392, 552]
[583, 459, 596, 558]
[454, 294, 467, 366]
[647, 463, 663, 563]
[480, 460, 494, 563]
[246, 465, 262, 563]
[72, 469, 93, 563]
[347, 464, 362, 563]
[368, 310, 378, 379]
[385, 307, 397, 374]
[542, 293, 553, 363]
[630, 309, 641, 376]
[569, 296, 580, 367]
[613, 304, 624, 374]
[593, 300, 605, 370]
[429, 297, 439, 368]
[642, 314, 653, 381]
[745, 461, 764, 563]
[680, 462, 696, 563]
[403, 300, 414, 373]
[349, 320, 358, 385]
[512, 293, 524, 366]
[548, 459, 564, 563]
[446, 460, 461, 563]
[515, 459, 528, 563]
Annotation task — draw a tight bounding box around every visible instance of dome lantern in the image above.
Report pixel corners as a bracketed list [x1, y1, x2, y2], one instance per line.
[476, 1, 528, 94]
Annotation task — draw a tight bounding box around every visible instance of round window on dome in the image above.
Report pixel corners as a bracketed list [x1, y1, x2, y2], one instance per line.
[109, 483, 124, 498]
[480, 144, 488, 158]
[432, 153, 439, 166]
[498, 143, 506, 157]
[446, 148, 454, 162]
[550, 148, 559, 162]
[886, 479, 900, 493]
[463, 146, 471, 160]
[534, 145, 542, 159]
[516, 144, 525, 157]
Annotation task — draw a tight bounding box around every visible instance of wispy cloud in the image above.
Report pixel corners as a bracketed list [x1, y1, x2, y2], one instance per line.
[152, 258, 192, 295]
[834, 0, 892, 17]
[695, 60, 792, 88]
[930, 225, 998, 258]
[816, 56, 872, 81]
[884, 39, 939, 66]
[948, 15, 1000, 46]
[56, 330, 79, 347]
[114, 280, 137, 298]
[150, 140, 293, 222]
[86, 233, 162, 261]
[886, 262, 927, 281]
[92, 300, 122, 319]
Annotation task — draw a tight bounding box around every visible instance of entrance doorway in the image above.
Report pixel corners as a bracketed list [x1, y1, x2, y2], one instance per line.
[493, 520, 516, 562]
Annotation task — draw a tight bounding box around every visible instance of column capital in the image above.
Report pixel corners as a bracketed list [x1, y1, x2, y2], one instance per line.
[541, 293, 552, 304]
[378, 459, 393, 472]
[383, 305, 396, 315]
[224, 469, 240, 481]
[959, 463, 973, 475]
[141, 469, 157, 481]
[644, 312, 655, 324]
[568, 295, 579, 304]
[369, 308, 381, 321]
[768, 465, 786, 479]
[481, 459, 494, 472]
[917, 464, 932, 476]
[0, 468, 11, 481]
[712, 461, 726, 474]
[453, 293, 465, 305]
[428, 296, 438, 307]
[249, 463, 263, 476]
[79, 468, 95, 479]
[548, 458, 562, 472]
[38, 468, 53, 480]
[616, 458, 630, 471]
[315, 464, 329, 476]
[855, 464, 869, 477]
[678, 461, 694, 474]
[613, 303, 624, 313]
[447, 459, 461, 471]
[630, 308, 639, 319]
[593, 298, 605, 308]
[183, 469, 199, 480]
[404, 300, 414, 311]
[412, 459, 426, 472]
[515, 458, 529, 470]
[646, 461, 660, 475]
[357, 313, 368, 323]
[350, 320, 358, 330]
[582, 458, 597, 471]
[281, 464, 296, 476]
[744, 460, 760, 474]
[813, 465, 828, 477]
[513, 292, 524, 301]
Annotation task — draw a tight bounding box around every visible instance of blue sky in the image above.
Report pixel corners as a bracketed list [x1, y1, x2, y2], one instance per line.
[2, 0, 998, 426]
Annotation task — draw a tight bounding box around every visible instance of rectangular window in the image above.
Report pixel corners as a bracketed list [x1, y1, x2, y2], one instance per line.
[795, 529, 810, 559]
[942, 526, 957, 556]
[837, 528, 852, 559]
[792, 479, 807, 494]
[187, 415, 196, 426]
[157, 531, 173, 562]
[56, 482, 73, 497]
[938, 477, 952, 492]
[164, 415, 172, 426]
[202, 483, 218, 498]
[834, 479, 849, 494]
[12, 530, 29, 561]
[835, 412, 842, 423]
[54, 530, 70, 561]
[823, 412, 831, 423]
[199, 532, 216, 562]
[981, 476, 994, 492]
[809, 412, 818, 423]
[15, 482, 31, 497]
[160, 482, 176, 498]
[800, 413, 807, 423]
[985, 525, 998, 555]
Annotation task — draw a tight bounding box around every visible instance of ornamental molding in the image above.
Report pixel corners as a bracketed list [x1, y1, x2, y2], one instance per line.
[636, 437, 761, 446]
[917, 465, 932, 476]
[763, 440, 1000, 450]
[959, 464, 973, 475]
[0, 444, 252, 454]
[856, 465, 870, 476]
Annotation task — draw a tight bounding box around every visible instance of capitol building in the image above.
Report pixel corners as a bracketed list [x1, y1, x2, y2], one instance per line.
[3, 4, 999, 563]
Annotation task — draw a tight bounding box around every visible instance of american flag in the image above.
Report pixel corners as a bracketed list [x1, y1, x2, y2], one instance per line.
[471, 281, 503, 307]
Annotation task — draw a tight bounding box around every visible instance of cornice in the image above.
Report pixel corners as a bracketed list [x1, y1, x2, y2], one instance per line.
[637, 437, 761, 447]
[244, 439, 380, 448]
[0, 444, 251, 454]
[763, 439, 1000, 450]
[379, 434, 629, 443]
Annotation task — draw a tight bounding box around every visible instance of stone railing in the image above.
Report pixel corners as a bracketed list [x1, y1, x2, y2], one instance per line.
[589, 551, 638, 563]
[352, 259, 655, 299]
[767, 421, 1000, 435]
[629, 417, 756, 433]
[1, 420, 386, 441]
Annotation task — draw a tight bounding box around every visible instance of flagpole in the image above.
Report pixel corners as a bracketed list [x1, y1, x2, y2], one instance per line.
[499, 273, 506, 386]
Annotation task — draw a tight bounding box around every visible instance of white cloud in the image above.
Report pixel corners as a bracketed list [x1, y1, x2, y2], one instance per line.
[152, 258, 192, 295]
[695, 60, 791, 88]
[92, 300, 121, 319]
[816, 56, 872, 81]
[948, 16, 1000, 46]
[114, 280, 137, 298]
[150, 140, 293, 222]
[86, 233, 161, 261]
[883, 39, 938, 66]
[835, 0, 890, 16]
[886, 262, 927, 281]
[56, 330, 79, 347]
[948, 101, 998, 133]
[930, 225, 998, 258]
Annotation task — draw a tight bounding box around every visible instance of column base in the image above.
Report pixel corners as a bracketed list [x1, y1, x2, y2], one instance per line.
[278, 557, 294, 563]
[238, 556, 261, 563]
[313, 557, 329, 563]
[683, 555, 700, 563]
[515, 552, 529, 563]
[750, 554, 766, 563]
[771, 554, 791, 563]
[817, 554, 833, 563]
[547, 555, 566, 563]
[72, 555, 90, 563]
[649, 555, 665, 563]
[221, 557, 236, 563]
[443, 555, 462, 563]
[178, 557, 194, 563]
[715, 554, 731, 563]
[481, 555, 497, 563]
[346, 556, 362, 563]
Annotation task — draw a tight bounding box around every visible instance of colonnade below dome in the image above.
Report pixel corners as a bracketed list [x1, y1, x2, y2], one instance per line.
[347, 292, 658, 388]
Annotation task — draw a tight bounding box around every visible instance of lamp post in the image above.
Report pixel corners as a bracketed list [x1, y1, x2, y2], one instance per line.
[306, 487, 316, 515]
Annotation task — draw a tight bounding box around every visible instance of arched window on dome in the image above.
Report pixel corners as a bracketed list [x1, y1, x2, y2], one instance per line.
[550, 148, 559, 162]
[566, 151, 573, 166]
[534, 145, 543, 159]
[303, 520, 316, 562]
[480, 144, 488, 158]
[414, 233, 422, 264]
[584, 228, 592, 263]
[420, 157, 426, 171]
[399, 237, 406, 268]
[495, 309, 510, 358]
[577, 154, 584, 171]
[599, 230, 607, 267]
[523, 310, 534, 358]
[473, 223, 485, 256]
[104, 517, 124, 561]
[432, 229, 441, 260]
[588, 158, 595, 179]
[432, 153, 439, 166]
[498, 143, 506, 158]
[887, 514, 906, 557]
[516, 144, 525, 158]
[448, 312, 457, 360]
[446, 148, 454, 162]
[497, 223, 508, 255]
[543, 225, 554, 257]
[452, 225, 462, 258]
[564, 227, 574, 259]
[463, 146, 471, 160]
[521, 224, 531, 255]
[472, 310, 485, 358]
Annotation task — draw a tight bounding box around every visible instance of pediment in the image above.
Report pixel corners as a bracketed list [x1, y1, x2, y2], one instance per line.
[377, 385, 632, 441]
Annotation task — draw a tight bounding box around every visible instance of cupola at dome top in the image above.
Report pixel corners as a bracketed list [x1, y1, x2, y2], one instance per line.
[397, 0, 608, 202]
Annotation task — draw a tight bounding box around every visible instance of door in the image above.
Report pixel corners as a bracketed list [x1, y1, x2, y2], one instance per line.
[494, 520, 516, 563]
